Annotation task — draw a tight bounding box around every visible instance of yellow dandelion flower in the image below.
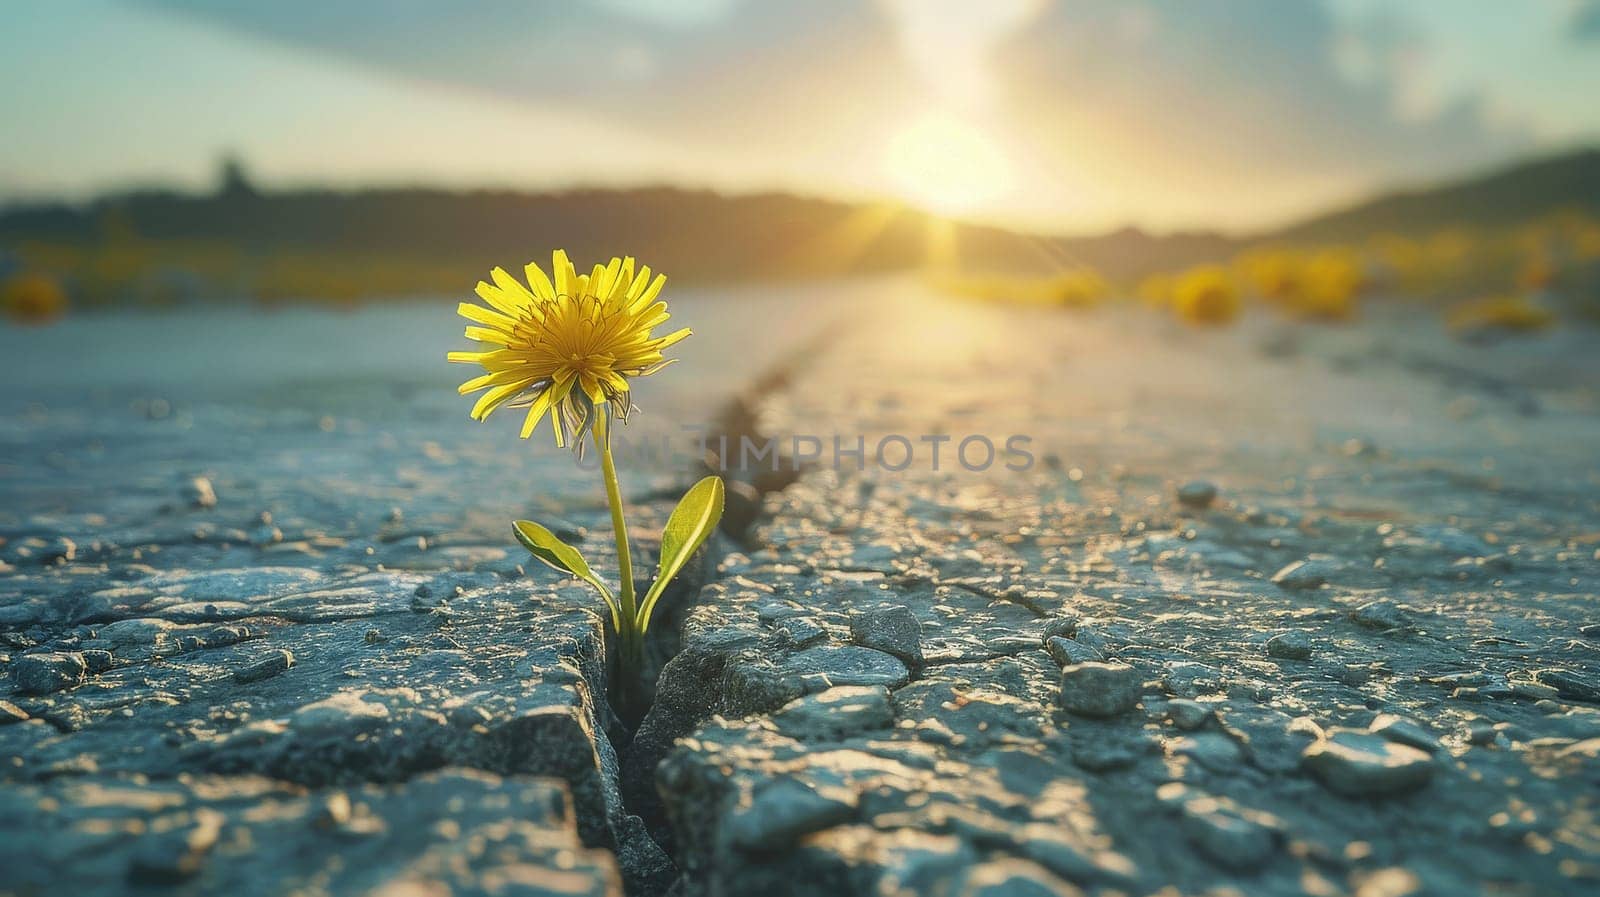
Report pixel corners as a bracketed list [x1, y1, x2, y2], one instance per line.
[448, 249, 690, 448]
[1, 273, 68, 324]
[1172, 265, 1240, 326]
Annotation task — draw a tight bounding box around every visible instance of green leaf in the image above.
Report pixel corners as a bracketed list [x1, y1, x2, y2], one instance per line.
[636, 476, 725, 632]
[512, 520, 620, 630]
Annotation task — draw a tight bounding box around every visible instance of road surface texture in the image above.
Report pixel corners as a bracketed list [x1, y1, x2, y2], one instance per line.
[3, 279, 1599, 897]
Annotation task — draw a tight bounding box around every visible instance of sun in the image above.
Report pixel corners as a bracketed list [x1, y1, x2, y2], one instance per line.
[882, 111, 1014, 216]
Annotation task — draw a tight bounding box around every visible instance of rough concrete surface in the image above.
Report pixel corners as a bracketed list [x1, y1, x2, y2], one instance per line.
[4, 284, 1600, 896]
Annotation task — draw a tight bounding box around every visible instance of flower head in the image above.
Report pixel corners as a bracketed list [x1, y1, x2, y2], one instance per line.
[1172, 264, 1240, 326]
[449, 250, 689, 449]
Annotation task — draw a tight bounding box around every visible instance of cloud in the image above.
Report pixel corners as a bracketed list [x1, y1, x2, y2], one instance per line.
[128, 0, 1539, 229]
[991, 0, 1531, 223]
[131, 0, 919, 157]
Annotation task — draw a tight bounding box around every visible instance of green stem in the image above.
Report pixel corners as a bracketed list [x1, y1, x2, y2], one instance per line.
[595, 425, 639, 663]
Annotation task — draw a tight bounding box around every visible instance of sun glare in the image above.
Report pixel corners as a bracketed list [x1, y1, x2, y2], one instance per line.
[883, 112, 1015, 216]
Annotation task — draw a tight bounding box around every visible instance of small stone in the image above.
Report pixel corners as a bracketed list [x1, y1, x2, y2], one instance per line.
[234, 649, 295, 683]
[1352, 601, 1407, 630]
[1044, 635, 1104, 667]
[9, 651, 88, 694]
[1368, 714, 1441, 753]
[1271, 558, 1334, 590]
[849, 605, 923, 665]
[183, 477, 217, 508]
[1178, 794, 1281, 871]
[1266, 630, 1313, 660]
[1072, 621, 1131, 654]
[1534, 668, 1600, 703]
[1168, 699, 1213, 731]
[1302, 728, 1434, 796]
[1058, 662, 1142, 718]
[1041, 614, 1079, 642]
[0, 699, 30, 724]
[727, 778, 854, 850]
[1177, 480, 1218, 509]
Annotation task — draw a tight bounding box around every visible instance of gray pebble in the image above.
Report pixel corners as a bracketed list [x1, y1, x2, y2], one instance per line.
[1271, 558, 1334, 590]
[1368, 713, 1441, 753]
[1045, 635, 1105, 667]
[1058, 662, 1142, 718]
[1266, 630, 1313, 660]
[234, 649, 295, 683]
[1041, 614, 1079, 642]
[1168, 698, 1213, 731]
[1177, 480, 1218, 509]
[10, 651, 88, 694]
[1302, 728, 1434, 796]
[848, 605, 923, 665]
[1352, 600, 1407, 630]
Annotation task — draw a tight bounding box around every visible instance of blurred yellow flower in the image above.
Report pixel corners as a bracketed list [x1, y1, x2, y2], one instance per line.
[1172, 265, 1239, 325]
[1, 272, 68, 324]
[1296, 249, 1364, 320]
[448, 250, 690, 447]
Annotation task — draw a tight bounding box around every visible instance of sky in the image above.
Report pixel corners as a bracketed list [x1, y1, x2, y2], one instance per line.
[3, 0, 1599, 234]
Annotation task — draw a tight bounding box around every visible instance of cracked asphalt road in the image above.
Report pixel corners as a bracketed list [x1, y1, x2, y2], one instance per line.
[3, 280, 1599, 896]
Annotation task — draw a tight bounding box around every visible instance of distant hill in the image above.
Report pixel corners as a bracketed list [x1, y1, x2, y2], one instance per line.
[4, 146, 1596, 302]
[1269, 147, 1600, 244]
[0, 170, 1236, 289]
